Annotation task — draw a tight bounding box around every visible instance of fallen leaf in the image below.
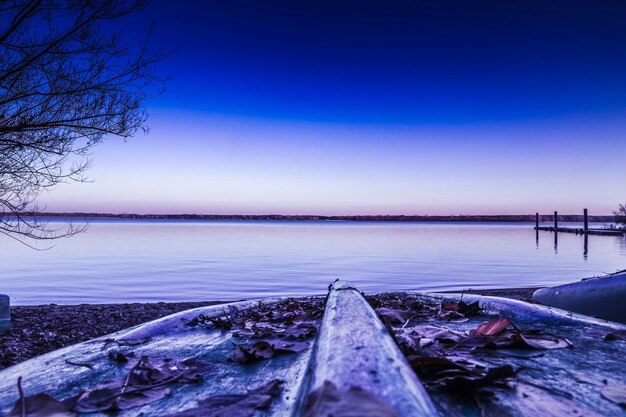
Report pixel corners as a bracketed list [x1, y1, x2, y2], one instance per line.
[251, 341, 275, 359]
[601, 382, 626, 407]
[164, 380, 283, 417]
[470, 317, 510, 336]
[408, 356, 469, 376]
[73, 384, 171, 412]
[376, 308, 411, 325]
[458, 300, 481, 316]
[108, 350, 133, 363]
[408, 325, 463, 346]
[7, 393, 75, 417]
[303, 380, 399, 417]
[604, 330, 626, 341]
[436, 365, 519, 390]
[440, 300, 481, 317]
[72, 355, 208, 412]
[395, 332, 420, 354]
[229, 342, 275, 364]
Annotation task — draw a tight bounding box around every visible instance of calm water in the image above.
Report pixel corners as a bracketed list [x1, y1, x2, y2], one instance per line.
[1, 220, 625, 305]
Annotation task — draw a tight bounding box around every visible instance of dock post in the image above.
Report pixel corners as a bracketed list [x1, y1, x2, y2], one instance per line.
[584, 208, 589, 233]
[535, 213, 539, 229]
[554, 211, 558, 230]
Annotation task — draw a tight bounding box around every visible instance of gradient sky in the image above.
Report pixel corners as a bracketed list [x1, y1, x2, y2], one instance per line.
[41, 0, 626, 215]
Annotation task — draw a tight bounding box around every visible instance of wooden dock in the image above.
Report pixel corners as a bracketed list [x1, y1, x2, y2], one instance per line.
[534, 226, 624, 236]
[534, 209, 624, 236]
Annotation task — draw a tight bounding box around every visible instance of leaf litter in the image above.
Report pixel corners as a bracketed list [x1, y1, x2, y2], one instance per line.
[6, 355, 213, 416]
[4, 299, 322, 416]
[187, 298, 324, 364]
[368, 293, 575, 411]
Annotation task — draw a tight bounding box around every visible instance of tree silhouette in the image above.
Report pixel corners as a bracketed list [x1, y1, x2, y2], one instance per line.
[614, 203, 626, 226]
[0, 0, 169, 244]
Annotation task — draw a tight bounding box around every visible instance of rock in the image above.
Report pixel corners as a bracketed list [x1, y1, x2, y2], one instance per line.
[0, 295, 9, 333]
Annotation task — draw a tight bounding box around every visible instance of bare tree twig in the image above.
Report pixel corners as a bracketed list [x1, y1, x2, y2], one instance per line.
[0, 0, 172, 244]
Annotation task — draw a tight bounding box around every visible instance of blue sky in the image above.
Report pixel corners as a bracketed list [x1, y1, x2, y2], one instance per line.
[42, 0, 626, 215]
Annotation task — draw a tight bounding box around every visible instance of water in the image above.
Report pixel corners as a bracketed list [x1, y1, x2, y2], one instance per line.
[1, 220, 625, 305]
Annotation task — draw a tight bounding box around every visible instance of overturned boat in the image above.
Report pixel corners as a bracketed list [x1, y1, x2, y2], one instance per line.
[0, 280, 624, 416]
[533, 270, 626, 324]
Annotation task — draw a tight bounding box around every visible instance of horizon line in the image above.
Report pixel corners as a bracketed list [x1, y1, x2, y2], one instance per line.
[20, 212, 617, 219]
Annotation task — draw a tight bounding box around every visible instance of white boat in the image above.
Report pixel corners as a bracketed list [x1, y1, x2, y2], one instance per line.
[533, 271, 626, 323]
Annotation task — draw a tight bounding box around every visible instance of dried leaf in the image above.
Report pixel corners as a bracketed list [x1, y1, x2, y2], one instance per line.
[438, 310, 469, 322]
[229, 342, 275, 364]
[165, 380, 282, 417]
[408, 325, 463, 345]
[108, 350, 133, 363]
[408, 356, 469, 376]
[116, 386, 171, 410]
[251, 341, 275, 359]
[604, 330, 626, 341]
[437, 365, 519, 390]
[376, 308, 411, 324]
[303, 380, 399, 417]
[440, 300, 481, 317]
[73, 356, 209, 412]
[73, 385, 121, 413]
[395, 332, 420, 354]
[458, 300, 481, 316]
[601, 382, 626, 407]
[470, 317, 510, 336]
[7, 393, 75, 417]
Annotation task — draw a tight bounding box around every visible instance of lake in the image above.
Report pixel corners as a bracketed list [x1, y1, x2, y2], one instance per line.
[1, 220, 625, 305]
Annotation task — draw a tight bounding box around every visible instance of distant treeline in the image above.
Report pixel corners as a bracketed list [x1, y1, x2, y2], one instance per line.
[22, 213, 617, 222]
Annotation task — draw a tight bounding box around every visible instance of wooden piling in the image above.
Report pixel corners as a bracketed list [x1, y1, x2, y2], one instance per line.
[535, 213, 539, 229]
[584, 208, 589, 233]
[554, 211, 558, 229]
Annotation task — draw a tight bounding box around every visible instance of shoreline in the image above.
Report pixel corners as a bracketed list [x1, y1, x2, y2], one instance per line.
[17, 212, 617, 222]
[0, 288, 539, 370]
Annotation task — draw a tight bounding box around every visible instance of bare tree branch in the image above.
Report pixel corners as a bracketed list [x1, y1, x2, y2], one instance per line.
[0, 0, 171, 243]
[614, 203, 626, 227]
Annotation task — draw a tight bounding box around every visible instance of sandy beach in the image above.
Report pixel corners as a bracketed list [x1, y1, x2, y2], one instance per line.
[0, 288, 538, 370]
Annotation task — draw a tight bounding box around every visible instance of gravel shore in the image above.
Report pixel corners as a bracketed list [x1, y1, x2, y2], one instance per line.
[0, 288, 539, 370]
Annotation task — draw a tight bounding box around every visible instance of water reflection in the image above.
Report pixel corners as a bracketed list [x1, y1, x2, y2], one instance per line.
[535, 230, 539, 248]
[536, 226, 626, 262]
[554, 231, 558, 254]
[618, 235, 626, 256]
[536, 228, 590, 260]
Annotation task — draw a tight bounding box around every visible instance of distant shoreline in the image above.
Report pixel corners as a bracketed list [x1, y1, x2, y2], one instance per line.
[19, 213, 617, 222]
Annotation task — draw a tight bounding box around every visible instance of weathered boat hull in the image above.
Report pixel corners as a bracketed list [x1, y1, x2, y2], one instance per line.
[0, 282, 624, 416]
[533, 271, 626, 323]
